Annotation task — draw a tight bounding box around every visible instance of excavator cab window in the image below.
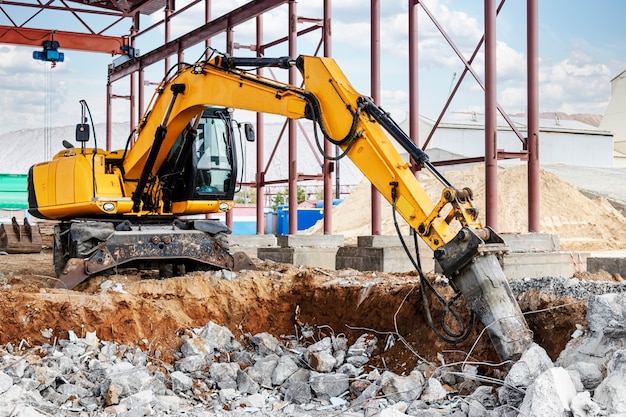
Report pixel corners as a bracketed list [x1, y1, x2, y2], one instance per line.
[160, 107, 237, 204]
[194, 111, 234, 194]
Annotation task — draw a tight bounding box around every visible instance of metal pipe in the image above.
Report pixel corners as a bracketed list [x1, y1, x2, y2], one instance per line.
[323, 0, 333, 234]
[256, 15, 266, 235]
[484, 0, 498, 230]
[370, 0, 381, 235]
[408, 0, 419, 174]
[288, 0, 298, 235]
[527, 0, 540, 232]
[106, 82, 112, 150]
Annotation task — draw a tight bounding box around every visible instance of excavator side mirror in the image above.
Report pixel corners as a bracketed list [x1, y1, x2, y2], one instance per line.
[243, 123, 255, 142]
[75, 123, 90, 142]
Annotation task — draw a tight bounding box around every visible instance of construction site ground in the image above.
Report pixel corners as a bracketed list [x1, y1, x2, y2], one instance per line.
[2, 164, 626, 376]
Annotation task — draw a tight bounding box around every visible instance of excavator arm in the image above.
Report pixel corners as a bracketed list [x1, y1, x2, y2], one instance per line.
[121, 53, 532, 361]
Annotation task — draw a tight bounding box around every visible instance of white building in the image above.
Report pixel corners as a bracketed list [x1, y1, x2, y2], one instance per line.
[407, 112, 614, 168]
[599, 69, 626, 167]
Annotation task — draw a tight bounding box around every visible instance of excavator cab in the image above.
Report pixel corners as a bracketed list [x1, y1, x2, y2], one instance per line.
[159, 107, 251, 211]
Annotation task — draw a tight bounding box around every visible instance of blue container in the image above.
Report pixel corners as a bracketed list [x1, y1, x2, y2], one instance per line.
[315, 199, 343, 208]
[297, 208, 323, 230]
[274, 205, 328, 235]
[276, 205, 289, 235]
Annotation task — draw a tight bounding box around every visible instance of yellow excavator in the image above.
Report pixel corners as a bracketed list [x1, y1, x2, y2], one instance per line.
[27, 50, 533, 361]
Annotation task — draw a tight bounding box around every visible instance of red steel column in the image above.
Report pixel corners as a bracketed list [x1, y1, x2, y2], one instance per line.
[256, 16, 266, 234]
[323, 0, 333, 234]
[527, 0, 540, 232]
[409, 0, 419, 169]
[370, 0, 382, 235]
[164, 0, 173, 73]
[205, 0, 211, 57]
[106, 82, 112, 150]
[225, 26, 234, 229]
[134, 15, 142, 144]
[288, 0, 298, 234]
[484, 0, 498, 230]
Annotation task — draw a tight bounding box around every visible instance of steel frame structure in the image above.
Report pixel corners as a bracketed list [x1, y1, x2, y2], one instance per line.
[0, 0, 541, 235]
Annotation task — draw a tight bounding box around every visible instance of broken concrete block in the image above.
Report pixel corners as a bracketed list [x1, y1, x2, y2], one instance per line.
[272, 354, 299, 385]
[174, 354, 209, 373]
[347, 334, 378, 357]
[558, 293, 626, 378]
[195, 321, 236, 353]
[419, 378, 447, 403]
[566, 361, 603, 391]
[518, 367, 577, 417]
[210, 362, 240, 390]
[570, 391, 603, 417]
[120, 389, 156, 410]
[593, 349, 626, 414]
[284, 380, 312, 404]
[0, 372, 12, 395]
[501, 342, 554, 406]
[57, 383, 93, 399]
[237, 369, 260, 394]
[308, 337, 333, 354]
[249, 333, 283, 356]
[169, 370, 193, 393]
[247, 354, 279, 387]
[380, 370, 424, 404]
[310, 371, 349, 400]
[308, 350, 336, 373]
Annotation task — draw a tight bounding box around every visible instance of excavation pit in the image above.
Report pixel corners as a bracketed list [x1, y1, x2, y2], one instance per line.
[0, 250, 612, 376]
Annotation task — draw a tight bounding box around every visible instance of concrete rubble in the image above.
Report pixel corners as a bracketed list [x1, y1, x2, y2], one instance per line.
[0, 287, 625, 417]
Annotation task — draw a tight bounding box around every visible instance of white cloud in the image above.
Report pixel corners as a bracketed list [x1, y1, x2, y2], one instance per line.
[540, 50, 612, 114]
[0, 1, 620, 136]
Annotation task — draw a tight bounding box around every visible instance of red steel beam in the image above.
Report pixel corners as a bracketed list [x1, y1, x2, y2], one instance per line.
[0, 26, 127, 54]
[108, 0, 288, 82]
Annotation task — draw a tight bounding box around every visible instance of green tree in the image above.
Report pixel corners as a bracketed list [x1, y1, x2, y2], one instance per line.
[271, 186, 307, 211]
[297, 185, 306, 203]
[271, 190, 287, 211]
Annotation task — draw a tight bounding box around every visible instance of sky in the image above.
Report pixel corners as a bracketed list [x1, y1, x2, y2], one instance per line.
[0, 0, 625, 136]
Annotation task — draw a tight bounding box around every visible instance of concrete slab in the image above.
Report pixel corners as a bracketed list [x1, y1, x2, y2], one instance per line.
[257, 234, 344, 270]
[500, 233, 561, 252]
[337, 232, 583, 278]
[251, 231, 591, 279]
[277, 235, 344, 248]
[336, 235, 434, 273]
[501, 251, 588, 279]
[257, 247, 338, 270]
[335, 245, 434, 273]
[228, 234, 277, 258]
[587, 257, 626, 276]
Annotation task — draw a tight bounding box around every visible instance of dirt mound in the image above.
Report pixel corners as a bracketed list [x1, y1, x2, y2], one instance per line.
[307, 165, 626, 251]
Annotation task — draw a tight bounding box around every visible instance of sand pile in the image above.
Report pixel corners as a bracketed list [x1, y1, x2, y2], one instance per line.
[306, 164, 626, 251]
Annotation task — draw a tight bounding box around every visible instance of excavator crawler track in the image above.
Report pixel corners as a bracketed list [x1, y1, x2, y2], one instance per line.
[53, 219, 256, 289]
